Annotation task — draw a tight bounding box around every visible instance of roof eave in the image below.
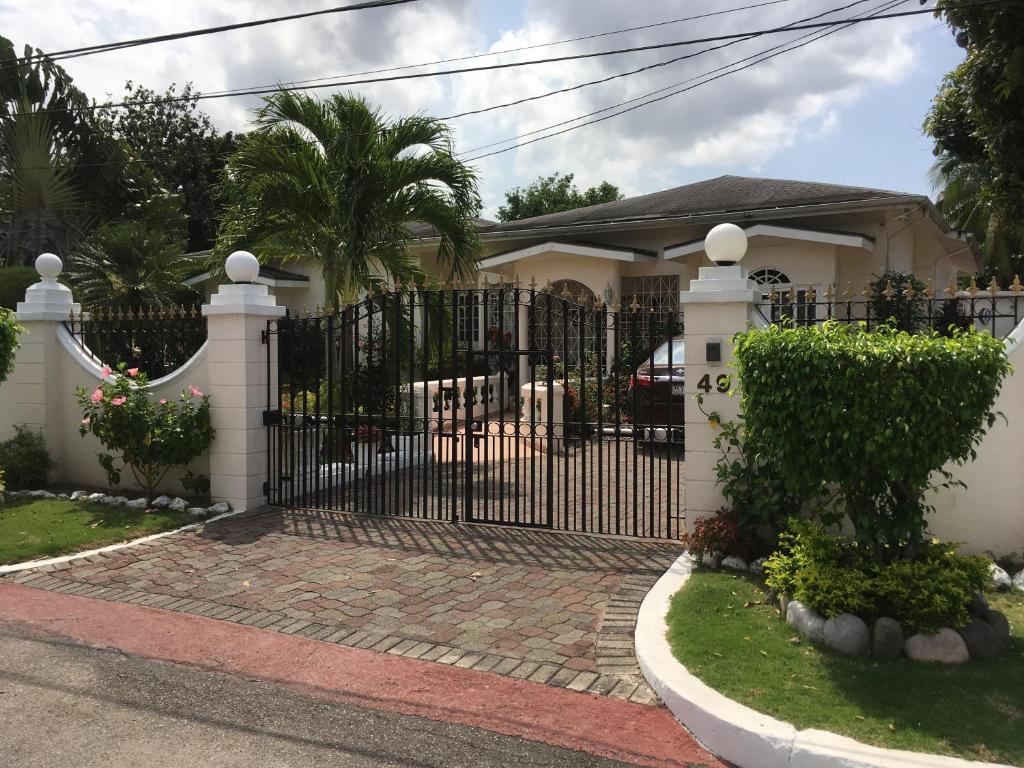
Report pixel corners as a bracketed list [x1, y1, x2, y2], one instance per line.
[413, 195, 932, 245]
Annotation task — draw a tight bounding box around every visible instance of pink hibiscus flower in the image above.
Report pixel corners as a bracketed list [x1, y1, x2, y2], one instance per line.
[127, 368, 139, 378]
[188, 385, 204, 398]
[90, 388, 104, 403]
[100, 365, 112, 379]
[159, 399, 167, 405]
[81, 417, 90, 426]
[111, 397, 126, 406]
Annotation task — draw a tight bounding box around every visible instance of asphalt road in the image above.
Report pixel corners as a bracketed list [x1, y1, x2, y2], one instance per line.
[0, 628, 640, 768]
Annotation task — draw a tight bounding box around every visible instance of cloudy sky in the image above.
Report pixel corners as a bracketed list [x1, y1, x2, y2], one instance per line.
[0, 0, 963, 217]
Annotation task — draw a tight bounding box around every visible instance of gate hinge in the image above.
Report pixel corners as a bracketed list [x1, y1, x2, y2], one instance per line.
[261, 329, 269, 344]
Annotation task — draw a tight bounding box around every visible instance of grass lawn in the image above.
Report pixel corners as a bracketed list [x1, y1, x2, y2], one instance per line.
[668, 569, 1024, 765]
[0, 497, 193, 565]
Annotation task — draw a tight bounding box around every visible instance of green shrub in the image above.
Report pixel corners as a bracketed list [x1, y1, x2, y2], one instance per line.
[0, 308, 21, 384]
[0, 425, 55, 490]
[76, 363, 214, 498]
[873, 542, 990, 634]
[733, 323, 1011, 550]
[764, 521, 991, 632]
[0, 266, 37, 311]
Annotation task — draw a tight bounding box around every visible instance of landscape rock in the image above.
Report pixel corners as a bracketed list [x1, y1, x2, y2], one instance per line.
[125, 498, 148, 509]
[1013, 570, 1024, 593]
[721, 555, 748, 572]
[70, 491, 89, 501]
[168, 497, 189, 512]
[779, 593, 791, 618]
[207, 502, 231, 515]
[968, 591, 989, 618]
[960, 618, 1003, 660]
[57, 493, 70, 500]
[823, 613, 871, 658]
[990, 564, 1012, 591]
[749, 557, 767, 574]
[786, 600, 826, 646]
[187, 507, 208, 518]
[872, 617, 905, 662]
[152, 495, 172, 509]
[86, 492, 106, 502]
[99, 495, 116, 504]
[904, 628, 970, 664]
[985, 610, 1011, 643]
[28, 490, 55, 498]
[700, 551, 720, 569]
[110, 496, 129, 506]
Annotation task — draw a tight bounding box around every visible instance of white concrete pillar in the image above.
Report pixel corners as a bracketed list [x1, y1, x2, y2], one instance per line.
[202, 251, 286, 512]
[10, 254, 81, 464]
[679, 226, 761, 533]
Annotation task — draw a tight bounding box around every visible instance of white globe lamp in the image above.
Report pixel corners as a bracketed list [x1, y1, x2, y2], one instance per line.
[704, 223, 747, 266]
[35, 253, 63, 282]
[225, 251, 260, 284]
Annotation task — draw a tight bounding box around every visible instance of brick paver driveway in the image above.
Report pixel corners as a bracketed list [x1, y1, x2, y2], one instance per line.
[6, 508, 682, 704]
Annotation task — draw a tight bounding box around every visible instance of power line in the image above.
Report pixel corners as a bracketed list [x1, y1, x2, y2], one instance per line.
[199, 0, 801, 98]
[10, 2, 987, 119]
[5, 0, 890, 171]
[5, 0, 421, 68]
[461, 0, 908, 162]
[440, 0, 877, 122]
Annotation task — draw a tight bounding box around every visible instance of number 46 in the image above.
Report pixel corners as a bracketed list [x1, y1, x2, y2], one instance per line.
[696, 373, 730, 394]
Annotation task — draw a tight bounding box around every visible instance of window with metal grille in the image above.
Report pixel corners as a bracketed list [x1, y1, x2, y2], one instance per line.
[751, 268, 818, 325]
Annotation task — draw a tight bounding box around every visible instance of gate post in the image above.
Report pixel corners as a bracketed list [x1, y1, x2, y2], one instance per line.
[202, 251, 286, 512]
[8, 254, 81, 466]
[679, 225, 761, 534]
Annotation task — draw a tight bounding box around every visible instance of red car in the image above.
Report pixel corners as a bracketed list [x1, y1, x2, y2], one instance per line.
[628, 336, 685, 442]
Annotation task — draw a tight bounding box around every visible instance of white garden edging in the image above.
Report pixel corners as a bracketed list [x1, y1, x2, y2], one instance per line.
[634, 553, 1014, 768]
[0, 509, 243, 575]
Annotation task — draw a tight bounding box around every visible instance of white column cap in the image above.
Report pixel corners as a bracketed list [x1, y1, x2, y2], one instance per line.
[16, 254, 81, 321]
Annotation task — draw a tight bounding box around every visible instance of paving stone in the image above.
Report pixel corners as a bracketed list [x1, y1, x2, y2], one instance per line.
[2, 508, 681, 700]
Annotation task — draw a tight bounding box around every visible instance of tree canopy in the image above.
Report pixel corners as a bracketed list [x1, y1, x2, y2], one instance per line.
[925, 2, 1024, 277]
[496, 172, 623, 222]
[216, 91, 481, 309]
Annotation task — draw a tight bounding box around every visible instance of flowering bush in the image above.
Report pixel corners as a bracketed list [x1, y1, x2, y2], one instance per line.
[682, 507, 754, 560]
[76, 363, 214, 500]
[0, 308, 22, 385]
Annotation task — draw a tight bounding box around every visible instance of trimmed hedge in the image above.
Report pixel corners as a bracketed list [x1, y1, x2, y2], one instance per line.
[733, 322, 1011, 548]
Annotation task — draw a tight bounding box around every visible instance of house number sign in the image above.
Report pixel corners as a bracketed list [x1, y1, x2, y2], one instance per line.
[696, 373, 730, 394]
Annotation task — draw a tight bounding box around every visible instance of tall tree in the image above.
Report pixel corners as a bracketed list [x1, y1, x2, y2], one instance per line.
[496, 172, 623, 222]
[216, 91, 481, 310]
[97, 83, 238, 253]
[924, 1, 1024, 277]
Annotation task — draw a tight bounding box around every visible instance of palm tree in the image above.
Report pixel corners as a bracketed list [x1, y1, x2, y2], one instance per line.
[67, 220, 199, 309]
[216, 92, 481, 310]
[930, 152, 1024, 279]
[0, 108, 85, 266]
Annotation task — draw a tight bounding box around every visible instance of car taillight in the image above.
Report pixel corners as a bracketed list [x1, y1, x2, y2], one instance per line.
[631, 374, 653, 387]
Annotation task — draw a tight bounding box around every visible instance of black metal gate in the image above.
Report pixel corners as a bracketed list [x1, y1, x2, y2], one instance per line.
[264, 286, 684, 538]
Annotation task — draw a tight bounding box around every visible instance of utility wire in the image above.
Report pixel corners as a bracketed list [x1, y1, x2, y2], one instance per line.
[10, 2, 989, 118]
[440, 0, 876, 121]
[198, 0, 801, 98]
[5, 0, 422, 68]
[461, 0, 907, 162]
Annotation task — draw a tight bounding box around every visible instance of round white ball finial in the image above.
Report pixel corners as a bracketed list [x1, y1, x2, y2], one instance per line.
[225, 251, 260, 283]
[35, 253, 63, 280]
[704, 223, 747, 265]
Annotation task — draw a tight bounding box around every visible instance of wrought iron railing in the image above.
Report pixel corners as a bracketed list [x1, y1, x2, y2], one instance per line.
[64, 306, 207, 379]
[755, 277, 1024, 338]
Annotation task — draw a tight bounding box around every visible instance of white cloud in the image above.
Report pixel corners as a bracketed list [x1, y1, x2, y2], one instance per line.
[0, 0, 931, 210]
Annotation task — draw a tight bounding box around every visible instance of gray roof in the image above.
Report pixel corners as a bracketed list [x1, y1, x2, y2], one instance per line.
[472, 176, 923, 237]
[408, 217, 497, 239]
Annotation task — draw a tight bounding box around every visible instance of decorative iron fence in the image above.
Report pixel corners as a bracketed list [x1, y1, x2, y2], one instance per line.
[755, 277, 1024, 338]
[265, 284, 686, 539]
[65, 306, 207, 379]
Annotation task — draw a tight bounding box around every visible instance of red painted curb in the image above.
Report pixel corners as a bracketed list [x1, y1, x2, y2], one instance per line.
[0, 582, 722, 767]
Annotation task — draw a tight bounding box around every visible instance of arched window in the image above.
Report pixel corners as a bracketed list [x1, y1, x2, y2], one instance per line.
[529, 280, 603, 367]
[750, 267, 818, 325]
